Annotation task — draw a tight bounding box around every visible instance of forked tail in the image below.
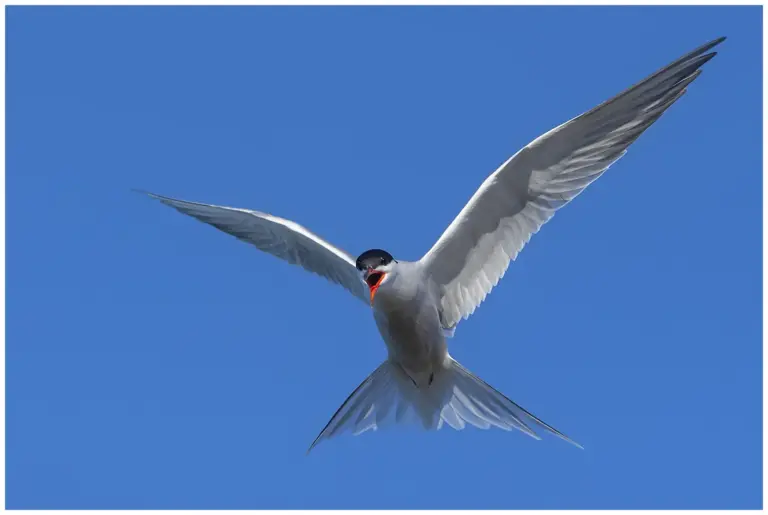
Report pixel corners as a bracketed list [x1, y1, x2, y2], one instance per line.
[308, 356, 582, 452]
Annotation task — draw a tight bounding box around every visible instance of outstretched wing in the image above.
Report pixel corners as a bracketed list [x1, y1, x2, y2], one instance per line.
[141, 191, 369, 303]
[420, 37, 725, 331]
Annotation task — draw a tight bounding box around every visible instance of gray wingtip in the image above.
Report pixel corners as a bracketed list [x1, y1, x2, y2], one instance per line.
[131, 188, 159, 199]
[306, 438, 322, 455]
[699, 36, 727, 54]
[132, 189, 183, 207]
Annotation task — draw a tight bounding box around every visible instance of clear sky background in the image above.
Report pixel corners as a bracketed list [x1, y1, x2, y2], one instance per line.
[6, 5, 762, 510]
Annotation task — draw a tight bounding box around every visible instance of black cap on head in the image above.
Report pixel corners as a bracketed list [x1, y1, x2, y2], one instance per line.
[356, 249, 395, 271]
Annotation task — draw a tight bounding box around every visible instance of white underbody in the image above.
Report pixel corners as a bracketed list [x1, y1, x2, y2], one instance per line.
[371, 262, 449, 388]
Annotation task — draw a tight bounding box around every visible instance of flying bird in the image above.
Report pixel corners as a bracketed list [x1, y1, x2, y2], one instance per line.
[140, 37, 724, 452]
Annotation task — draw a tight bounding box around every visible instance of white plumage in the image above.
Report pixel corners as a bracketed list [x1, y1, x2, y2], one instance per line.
[140, 37, 724, 452]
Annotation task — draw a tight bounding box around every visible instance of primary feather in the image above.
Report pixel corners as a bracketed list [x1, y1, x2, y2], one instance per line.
[138, 191, 369, 303]
[421, 37, 725, 331]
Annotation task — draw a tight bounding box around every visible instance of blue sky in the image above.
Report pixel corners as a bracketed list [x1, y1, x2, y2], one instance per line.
[6, 5, 762, 509]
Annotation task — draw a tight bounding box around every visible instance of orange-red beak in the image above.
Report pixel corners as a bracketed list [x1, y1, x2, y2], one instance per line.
[364, 269, 386, 306]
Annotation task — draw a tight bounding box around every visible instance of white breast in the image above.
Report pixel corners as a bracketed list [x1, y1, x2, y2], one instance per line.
[372, 263, 447, 384]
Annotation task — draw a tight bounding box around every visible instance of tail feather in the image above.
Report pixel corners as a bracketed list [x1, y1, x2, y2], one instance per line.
[308, 357, 582, 452]
[449, 365, 539, 437]
[451, 360, 584, 449]
[448, 390, 491, 429]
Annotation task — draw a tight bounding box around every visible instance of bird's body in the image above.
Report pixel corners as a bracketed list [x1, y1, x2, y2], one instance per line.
[372, 262, 445, 388]
[139, 37, 725, 452]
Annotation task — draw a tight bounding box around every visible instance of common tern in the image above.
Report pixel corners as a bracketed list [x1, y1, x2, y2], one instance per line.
[140, 37, 724, 452]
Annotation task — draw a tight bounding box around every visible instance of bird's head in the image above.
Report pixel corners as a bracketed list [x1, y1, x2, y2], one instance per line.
[356, 249, 397, 306]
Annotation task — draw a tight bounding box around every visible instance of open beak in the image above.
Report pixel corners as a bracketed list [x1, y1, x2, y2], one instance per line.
[364, 269, 386, 306]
